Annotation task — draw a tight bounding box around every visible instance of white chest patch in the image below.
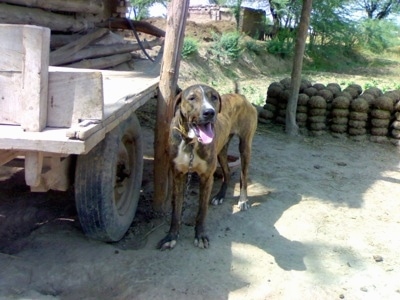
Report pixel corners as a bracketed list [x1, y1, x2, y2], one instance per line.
[173, 141, 208, 174]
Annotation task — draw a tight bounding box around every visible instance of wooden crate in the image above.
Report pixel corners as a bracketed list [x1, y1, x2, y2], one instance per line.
[0, 24, 50, 132]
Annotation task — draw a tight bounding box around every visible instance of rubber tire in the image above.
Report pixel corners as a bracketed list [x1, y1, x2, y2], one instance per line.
[75, 114, 143, 242]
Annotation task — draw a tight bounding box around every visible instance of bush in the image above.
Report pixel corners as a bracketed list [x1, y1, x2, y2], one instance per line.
[244, 40, 264, 55]
[212, 31, 242, 60]
[181, 37, 198, 58]
[358, 19, 399, 53]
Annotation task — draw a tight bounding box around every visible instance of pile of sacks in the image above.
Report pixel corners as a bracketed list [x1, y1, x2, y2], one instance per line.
[258, 78, 400, 144]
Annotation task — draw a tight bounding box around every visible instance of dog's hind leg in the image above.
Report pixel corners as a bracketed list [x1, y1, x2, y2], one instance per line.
[237, 136, 252, 211]
[211, 144, 230, 206]
[157, 171, 185, 250]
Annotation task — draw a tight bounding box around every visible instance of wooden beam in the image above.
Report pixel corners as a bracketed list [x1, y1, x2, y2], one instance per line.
[97, 19, 166, 38]
[52, 38, 163, 66]
[153, 0, 190, 211]
[50, 28, 109, 66]
[0, 24, 50, 132]
[2, 0, 104, 14]
[0, 3, 91, 32]
[0, 150, 21, 166]
[24, 151, 43, 187]
[64, 53, 133, 69]
[30, 156, 72, 192]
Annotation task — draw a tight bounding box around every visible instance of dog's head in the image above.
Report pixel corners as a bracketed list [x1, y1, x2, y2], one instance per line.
[174, 84, 221, 144]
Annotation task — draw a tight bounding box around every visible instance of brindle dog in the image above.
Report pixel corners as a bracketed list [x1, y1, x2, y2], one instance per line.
[157, 84, 257, 250]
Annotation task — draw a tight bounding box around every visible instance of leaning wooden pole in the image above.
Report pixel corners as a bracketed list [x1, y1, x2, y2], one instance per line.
[153, 0, 190, 211]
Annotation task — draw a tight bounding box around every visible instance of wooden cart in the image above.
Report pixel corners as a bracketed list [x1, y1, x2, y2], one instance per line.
[0, 24, 159, 242]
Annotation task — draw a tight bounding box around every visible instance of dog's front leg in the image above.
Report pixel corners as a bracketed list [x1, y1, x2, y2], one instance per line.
[194, 173, 214, 249]
[157, 171, 185, 250]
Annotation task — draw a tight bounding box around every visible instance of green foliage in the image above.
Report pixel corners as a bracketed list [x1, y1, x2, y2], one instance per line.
[181, 37, 199, 58]
[128, 0, 167, 20]
[349, 0, 400, 19]
[244, 40, 264, 55]
[305, 44, 367, 71]
[212, 31, 242, 60]
[364, 79, 379, 90]
[266, 28, 295, 58]
[357, 19, 400, 53]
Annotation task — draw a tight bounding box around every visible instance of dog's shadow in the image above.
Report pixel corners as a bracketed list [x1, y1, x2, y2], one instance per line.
[183, 166, 307, 272]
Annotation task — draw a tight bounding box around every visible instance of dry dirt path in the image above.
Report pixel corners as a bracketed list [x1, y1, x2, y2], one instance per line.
[1, 118, 400, 299]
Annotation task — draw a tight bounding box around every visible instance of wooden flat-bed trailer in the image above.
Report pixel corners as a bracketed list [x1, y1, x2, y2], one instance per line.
[0, 24, 159, 242]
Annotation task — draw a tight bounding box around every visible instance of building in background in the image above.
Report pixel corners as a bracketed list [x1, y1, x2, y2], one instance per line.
[188, 5, 266, 40]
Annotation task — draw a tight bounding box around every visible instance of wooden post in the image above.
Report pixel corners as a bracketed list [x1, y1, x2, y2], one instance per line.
[153, 0, 190, 211]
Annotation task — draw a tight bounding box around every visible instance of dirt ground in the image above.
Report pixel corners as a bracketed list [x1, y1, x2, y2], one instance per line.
[1, 100, 400, 299]
[2, 19, 400, 300]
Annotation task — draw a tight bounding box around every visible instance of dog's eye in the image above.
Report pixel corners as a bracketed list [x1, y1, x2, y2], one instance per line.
[188, 95, 196, 101]
[211, 95, 218, 101]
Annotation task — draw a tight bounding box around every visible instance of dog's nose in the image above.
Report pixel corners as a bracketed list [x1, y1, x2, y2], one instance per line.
[202, 108, 215, 119]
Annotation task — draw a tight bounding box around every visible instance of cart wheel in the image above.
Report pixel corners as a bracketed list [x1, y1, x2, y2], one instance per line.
[75, 114, 143, 242]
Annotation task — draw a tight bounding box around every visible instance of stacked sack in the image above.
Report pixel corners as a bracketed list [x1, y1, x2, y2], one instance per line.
[329, 84, 361, 136]
[326, 83, 342, 99]
[370, 94, 394, 143]
[343, 84, 362, 100]
[330, 94, 351, 135]
[259, 81, 284, 123]
[317, 88, 334, 111]
[296, 93, 309, 128]
[363, 87, 383, 100]
[386, 91, 400, 145]
[307, 95, 327, 135]
[275, 78, 293, 124]
[276, 89, 290, 124]
[348, 96, 370, 139]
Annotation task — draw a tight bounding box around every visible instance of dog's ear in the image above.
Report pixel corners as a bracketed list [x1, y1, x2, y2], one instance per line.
[217, 92, 222, 113]
[173, 91, 182, 114]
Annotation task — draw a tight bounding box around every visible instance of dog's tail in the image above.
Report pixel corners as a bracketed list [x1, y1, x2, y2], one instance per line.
[234, 80, 240, 94]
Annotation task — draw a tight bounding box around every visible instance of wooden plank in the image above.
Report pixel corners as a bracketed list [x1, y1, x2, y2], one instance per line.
[0, 24, 50, 132]
[0, 150, 21, 166]
[0, 125, 104, 155]
[50, 28, 109, 66]
[52, 38, 163, 66]
[2, 0, 104, 14]
[0, 3, 92, 32]
[64, 53, 133, 69]
[48, 70, 104, 127]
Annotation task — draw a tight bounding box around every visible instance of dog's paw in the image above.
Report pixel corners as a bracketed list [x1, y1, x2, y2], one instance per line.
[157, 234, 179, 251]
[210, 196, 224, 206]
[238, 200, 250, 211]
[194, 235, 210, 249]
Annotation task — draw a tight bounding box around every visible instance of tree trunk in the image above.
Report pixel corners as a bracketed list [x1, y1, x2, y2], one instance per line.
[285, 0, 313, 136]
[153, 0, 190, 212]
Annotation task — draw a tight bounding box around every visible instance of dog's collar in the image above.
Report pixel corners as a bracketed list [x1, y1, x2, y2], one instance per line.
[173, 123, 196, 145]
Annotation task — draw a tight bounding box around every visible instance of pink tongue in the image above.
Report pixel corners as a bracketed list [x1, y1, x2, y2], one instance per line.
[198, 123, 214, 144]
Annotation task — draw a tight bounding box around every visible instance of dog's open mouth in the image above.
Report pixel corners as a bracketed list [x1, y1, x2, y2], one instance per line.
[189, 122, 214, 144]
